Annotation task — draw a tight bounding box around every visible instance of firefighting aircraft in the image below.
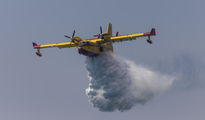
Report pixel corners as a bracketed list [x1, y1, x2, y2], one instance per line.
[32, 23, 156, 57]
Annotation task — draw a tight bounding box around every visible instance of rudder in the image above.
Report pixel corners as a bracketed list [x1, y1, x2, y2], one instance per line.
[106, 23, 112, 36]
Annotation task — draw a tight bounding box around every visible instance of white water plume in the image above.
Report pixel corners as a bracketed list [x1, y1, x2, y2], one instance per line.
[85, 52, 175, 112]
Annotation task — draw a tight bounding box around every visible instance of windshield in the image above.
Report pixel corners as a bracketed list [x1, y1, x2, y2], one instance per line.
[79, 42, 90, 47]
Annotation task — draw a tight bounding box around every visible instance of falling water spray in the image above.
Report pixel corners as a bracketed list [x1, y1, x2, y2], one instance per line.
[85, 52, 175, 112]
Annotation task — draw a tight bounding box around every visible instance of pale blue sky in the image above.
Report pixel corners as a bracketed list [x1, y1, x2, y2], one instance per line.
[0, 0, 205, 120]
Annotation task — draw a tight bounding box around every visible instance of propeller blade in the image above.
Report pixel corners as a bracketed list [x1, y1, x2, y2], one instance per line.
[100, 26, 102, 34]
[64, 35, 71, 39]
[72, 30, 75, 38]
[93, 35, 99, 37]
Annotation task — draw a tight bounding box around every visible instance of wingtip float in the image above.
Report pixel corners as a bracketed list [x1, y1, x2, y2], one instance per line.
[32, 42, 42, 56]
[32, 23, 156, 57]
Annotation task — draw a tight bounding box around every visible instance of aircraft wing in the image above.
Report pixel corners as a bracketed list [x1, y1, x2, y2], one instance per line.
[32, 42, 78, 56]
[33, 42, 78, 49]
[110, 28, 156, 43]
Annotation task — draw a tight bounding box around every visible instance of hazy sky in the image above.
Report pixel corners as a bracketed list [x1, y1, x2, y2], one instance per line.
[0, 0, 205, 120]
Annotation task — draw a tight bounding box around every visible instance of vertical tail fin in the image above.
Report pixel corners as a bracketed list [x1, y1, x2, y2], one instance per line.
[106, 23, 112, 36]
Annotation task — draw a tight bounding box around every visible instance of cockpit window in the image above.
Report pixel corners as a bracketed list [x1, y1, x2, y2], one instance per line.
[79, 42, 90, 47]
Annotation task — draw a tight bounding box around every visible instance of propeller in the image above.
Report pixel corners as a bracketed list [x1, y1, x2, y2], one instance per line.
[72, 30, 75, 38]
[100, 26, 102, 34]
[93, 26, 103, 38]
[64, 30, 76, 41]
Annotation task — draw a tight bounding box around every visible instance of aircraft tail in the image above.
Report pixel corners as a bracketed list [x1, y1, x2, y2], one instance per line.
[106, 23, 112, 36]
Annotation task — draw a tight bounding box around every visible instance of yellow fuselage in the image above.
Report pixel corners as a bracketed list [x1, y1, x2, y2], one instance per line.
[78, 40, 113, 57]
